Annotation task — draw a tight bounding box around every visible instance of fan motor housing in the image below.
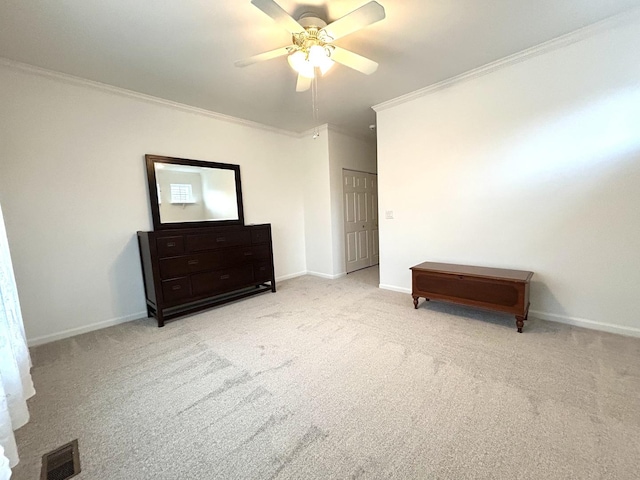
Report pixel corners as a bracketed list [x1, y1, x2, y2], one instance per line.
[298, 15, 327, 29]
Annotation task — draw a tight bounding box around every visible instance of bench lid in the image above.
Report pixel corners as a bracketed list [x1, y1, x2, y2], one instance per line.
[411, 262, 533, 282]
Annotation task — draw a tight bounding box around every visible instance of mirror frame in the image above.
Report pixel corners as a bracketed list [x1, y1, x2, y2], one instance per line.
[145, 154, 245, 230]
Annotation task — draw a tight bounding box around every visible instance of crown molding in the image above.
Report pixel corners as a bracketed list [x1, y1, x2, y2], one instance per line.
[326, 124, 376, 144]
[0, 57, 301, 138]
[296, 123, 375, 144]
[297, 123, 329, 139]
[373, 7, 640, 113]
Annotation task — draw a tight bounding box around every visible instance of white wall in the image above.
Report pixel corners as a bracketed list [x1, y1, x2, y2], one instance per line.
[0, 63, 306, 344]
[297, 126, 377, 278]
[328, 129, 377, 275]
[298, 127, 334, 277]
[375, 15, 640, 336]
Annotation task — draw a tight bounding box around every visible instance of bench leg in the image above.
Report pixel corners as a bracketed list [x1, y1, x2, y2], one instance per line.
[413, 296, 430, 309]
[515, 302, 530, 333]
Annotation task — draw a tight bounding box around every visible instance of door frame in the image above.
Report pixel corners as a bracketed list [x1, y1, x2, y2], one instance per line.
[342, 168, 378, 274]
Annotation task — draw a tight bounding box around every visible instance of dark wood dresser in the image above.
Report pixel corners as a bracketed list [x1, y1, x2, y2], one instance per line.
[138, 224, 275, 326]
[411, 262, 533, 332]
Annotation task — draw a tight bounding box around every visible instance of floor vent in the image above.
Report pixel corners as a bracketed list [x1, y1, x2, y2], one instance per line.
[40, 439, 81, 480]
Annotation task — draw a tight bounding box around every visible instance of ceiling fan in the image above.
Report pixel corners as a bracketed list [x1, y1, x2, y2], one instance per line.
[235, 0, 386, 92]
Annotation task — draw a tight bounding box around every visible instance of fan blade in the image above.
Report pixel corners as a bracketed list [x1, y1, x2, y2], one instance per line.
[234, 46, 292, 67]
[322, 1, 386, 41]
[250, 0, 305, 34]
[296, 75, 312, 92]
[331, 47, 378, 75]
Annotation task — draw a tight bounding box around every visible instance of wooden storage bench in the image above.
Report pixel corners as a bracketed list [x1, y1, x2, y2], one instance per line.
[410, 262, 533, 332]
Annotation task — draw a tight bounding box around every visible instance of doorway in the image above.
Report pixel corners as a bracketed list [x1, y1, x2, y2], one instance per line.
[343, 169, 379, 273]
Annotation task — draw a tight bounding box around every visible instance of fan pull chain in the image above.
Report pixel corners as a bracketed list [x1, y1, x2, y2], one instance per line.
[312, 74, 320, 139]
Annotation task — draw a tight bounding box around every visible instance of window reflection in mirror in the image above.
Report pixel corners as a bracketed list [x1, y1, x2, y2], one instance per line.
[154, 163, 239, 223]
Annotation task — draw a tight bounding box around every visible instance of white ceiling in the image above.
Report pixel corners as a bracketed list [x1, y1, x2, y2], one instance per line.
[1, 0, 639, 137]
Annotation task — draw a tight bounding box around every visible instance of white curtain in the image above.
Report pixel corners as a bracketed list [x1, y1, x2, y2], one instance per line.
[0, 202, 35, 479]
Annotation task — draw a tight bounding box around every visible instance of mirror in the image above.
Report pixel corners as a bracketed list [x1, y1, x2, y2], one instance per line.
[145, 155, 244, 230]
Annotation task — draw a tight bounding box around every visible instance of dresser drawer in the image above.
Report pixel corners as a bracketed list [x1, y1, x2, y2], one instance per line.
[161, 277, 191, 302]
[186, 230, 251, 252]
[226, 245, 270, 264]
[157, 236, 184, 257]
[253, 262, 272, 282]
[191, 265, 254, 296]
[251, 228, 271, 244]
[159, 255, 214, 279]
[159, 245, 271, 279]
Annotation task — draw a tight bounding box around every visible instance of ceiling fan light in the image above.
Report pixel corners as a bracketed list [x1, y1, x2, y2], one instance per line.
[298, 62, 315, 79]
[288, 50, 315, 78]
[307, 44, 334, 75]
[287, 50, 306, 70]
[318, 50, 334, 75]
[308, 45, 327, 67]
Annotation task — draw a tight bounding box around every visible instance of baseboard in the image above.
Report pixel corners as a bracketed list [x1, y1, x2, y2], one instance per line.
[276, 271, 307, 282]
[529, 310, 640, 338]
[26, 272, 326, 347]
[26, 272, 320, 346]
[379, 284, 411, 294]
[378, 284, 640, 338]
[27, 311, 148, 347]
[307, 271, 346, 280]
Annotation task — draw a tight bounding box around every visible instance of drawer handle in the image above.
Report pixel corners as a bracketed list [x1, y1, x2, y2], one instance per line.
[171, 285, 181, 290]
[244, 252, 253, 256]
[166, 242, 176, 247]
[220, 274, 230, 280]
[216, 237, 226, 242]
[188, 259, 199, 265]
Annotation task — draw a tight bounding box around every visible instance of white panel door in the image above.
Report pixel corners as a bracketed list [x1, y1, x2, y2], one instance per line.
[343, 169, 377, 273]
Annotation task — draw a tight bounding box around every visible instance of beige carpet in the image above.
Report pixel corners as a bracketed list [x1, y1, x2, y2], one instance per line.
[13, 267, 640, 479]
